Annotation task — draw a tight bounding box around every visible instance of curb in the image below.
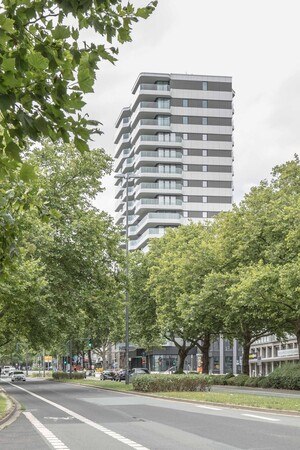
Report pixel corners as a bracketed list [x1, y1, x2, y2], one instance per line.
[0, 390, 21, 430]
[52, 380, 300, 417]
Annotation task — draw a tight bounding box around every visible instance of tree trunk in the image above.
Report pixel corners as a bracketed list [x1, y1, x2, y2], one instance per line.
[296, 328, 300, 362]
[88, 349, 92, 370]
[242, 342, 251, 375]
[201, 334, 210, 374]
[178, 347, 189, 373]
[82, 350, 85, 369]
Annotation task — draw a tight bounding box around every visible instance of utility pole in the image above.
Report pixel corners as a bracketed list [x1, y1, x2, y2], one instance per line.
[69, 339, 72, 377]
[42, 348, 45, 378]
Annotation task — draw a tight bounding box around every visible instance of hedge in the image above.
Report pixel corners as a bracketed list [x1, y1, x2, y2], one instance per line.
[132, 374, 212, 392]
[52, 371, 86, 380]
[210, 373, 234, 385]
[266, 364, 300, 390]
[226, 374, 250, 386]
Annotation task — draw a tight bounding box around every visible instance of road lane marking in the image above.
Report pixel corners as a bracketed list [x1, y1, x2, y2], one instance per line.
[242, 414, 280, 422]
[10, 383, 149, 450]
[23, 412, 69, 449]
[195, 405, 223, 411]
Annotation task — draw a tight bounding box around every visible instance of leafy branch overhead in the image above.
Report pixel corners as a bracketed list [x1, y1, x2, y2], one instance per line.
[0, 0, 157, 160]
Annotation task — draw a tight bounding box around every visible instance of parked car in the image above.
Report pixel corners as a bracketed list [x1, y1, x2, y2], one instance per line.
[3, 366, 14, 376]
[115, 369, 127, 382]
[100, 370, 116, 381]
[11, 370, 26, 382]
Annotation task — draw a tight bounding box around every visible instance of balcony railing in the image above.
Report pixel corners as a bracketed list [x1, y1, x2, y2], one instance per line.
[139, 83, 170, 91]
[140, 101, 170, 109]
[140, 119, 170, 126]
[148, 212, 182, 220]
[140, 167, 182, 174]
[140, 135, 182, 143]
[140, 151, 182, 158]
[139, 182, 182, 190]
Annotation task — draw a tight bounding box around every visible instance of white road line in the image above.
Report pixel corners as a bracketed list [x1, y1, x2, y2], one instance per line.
[195, 405, 223, 411]
[242, 413, 280, 422]
[23, 412, 69, 449]
[10, 383, 150, 450]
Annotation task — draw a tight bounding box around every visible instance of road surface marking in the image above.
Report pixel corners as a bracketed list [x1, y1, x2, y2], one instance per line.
[44, 417, 74, 421]
[11, 383, 149, 450]
[242, 414, 280, 422]
[195, 405, 223, 411]
[23, 412, 69, 449]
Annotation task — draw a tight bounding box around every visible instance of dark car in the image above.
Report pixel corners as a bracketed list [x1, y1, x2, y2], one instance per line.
[100, 370, 116, 381]
[115, 369, 127, 382]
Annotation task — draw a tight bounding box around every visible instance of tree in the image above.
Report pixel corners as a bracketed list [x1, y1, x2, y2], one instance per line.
[0, 0, 157, 162]
[0, 141, 124, 350]
[145, 223, 224, 373]
[213, 156, 300, 372]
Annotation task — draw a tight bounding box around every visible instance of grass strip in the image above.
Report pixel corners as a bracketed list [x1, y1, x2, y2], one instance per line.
[155, 391, 300, 412]
[57, 379, 134, 391]
[0, 393, 9, 419]
[57, 379, 300, 412]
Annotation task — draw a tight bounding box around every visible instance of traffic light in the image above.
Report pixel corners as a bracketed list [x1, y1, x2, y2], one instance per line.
[88, 339, 93, 349]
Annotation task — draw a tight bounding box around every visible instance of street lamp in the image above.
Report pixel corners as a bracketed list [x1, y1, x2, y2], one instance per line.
[115, 172, 139, 384]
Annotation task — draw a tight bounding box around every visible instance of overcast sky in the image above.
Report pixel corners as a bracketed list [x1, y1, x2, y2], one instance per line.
[85, 0, 300, 217]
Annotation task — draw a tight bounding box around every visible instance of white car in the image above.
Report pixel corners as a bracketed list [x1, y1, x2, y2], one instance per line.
[11, 370, 26, 382]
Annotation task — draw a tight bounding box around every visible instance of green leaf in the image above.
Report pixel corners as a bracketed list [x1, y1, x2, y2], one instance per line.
[1, 57, 15, 72]
[0, 94, 15, 111]
[74, 136, 89, 152]
[35, 116, 49, 134]
[78, 67, 94, 93]
[27, 52, 49, 70]
[0, 15, 15, 33]
[5, 141, 21, 162]
[53, 25, 71, 40]
[20, 163, 36, 182]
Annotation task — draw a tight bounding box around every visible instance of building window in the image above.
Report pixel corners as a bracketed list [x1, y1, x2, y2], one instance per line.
[203, 165, 208, 172]
[203, 196, 208, 203]
[183, 211, 188, 217]
[202, 134, 207, 141]
[183, 180, 188, 187]
[203, 180, 208, 187]
[183, 149, 188, 156]
[182, 116, 188, 125]
[203, 211, 208, 218]
[182, 133, 188, 140]
[202, 100, 208, 108]
[183, 99, 189, 107]
[183, 196, 188, 202]
[183, 165, 188, 171]
[203, 81, 208, 91]
[202, 149, 207, 156]
[202, 117, 208, 125]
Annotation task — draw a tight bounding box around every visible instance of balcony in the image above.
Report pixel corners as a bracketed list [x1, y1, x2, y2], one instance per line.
[140, 101, 170, 109]
[129, 227, 166, 250]
[140, 167, 182, 174]
[140, 135, 181, 143]
[140, 119, 170, 126]
[130, 212, 183, 236]
[139, 84, 170, 91]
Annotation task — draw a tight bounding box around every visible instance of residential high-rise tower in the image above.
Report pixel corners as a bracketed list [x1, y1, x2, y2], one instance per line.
[115, 72, 234, 251]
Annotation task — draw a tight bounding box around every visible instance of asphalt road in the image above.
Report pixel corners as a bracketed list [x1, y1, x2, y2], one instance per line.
[1, 379, 300, 450]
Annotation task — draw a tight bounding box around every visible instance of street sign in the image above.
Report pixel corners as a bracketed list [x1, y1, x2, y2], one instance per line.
[44, 355, 52, 362]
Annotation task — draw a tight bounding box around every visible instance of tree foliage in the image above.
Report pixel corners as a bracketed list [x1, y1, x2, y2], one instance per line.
[0, 0, 157, 162]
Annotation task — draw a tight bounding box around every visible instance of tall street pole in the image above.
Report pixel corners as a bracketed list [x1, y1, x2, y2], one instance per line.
[125, 172, 130, 385]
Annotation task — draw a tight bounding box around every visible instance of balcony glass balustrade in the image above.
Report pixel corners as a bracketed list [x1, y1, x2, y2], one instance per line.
[139, 83, 170, 91]
[140, 118, 170, 126]
[140, 135, 181, 142]
[140, 101, 170, 109]
[140, 150, 182, 158]
[140, 167, 182, 174]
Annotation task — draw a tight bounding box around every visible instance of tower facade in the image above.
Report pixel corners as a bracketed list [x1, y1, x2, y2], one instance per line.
[115, 73, 234, 250]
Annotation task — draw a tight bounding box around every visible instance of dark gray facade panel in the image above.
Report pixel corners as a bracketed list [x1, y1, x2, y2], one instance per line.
[171, 99, 232, 109]
[208, 180, 232, 188]
[207, 165, 232, 173]
[187, 180, 232, 188]
[188, 149, 232, 157]
[208, 134, 232, 142]
[188, 211, 203, 218]
[188, 164, 232, 173]
[188, 133, 232, 142]
[207, 211, 219, 218]
[188, 196, 232, 203]
[171, 116, 232, 126]
[171, 80, 232, 92]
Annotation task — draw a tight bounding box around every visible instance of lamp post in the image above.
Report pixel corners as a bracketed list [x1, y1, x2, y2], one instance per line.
[115, 172, 138, 384]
